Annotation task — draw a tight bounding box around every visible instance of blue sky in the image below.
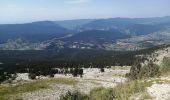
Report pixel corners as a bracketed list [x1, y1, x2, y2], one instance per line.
[0, 0, 170, 24]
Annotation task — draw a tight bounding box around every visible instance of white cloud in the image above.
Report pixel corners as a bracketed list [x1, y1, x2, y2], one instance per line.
[65, 0, 90, 4]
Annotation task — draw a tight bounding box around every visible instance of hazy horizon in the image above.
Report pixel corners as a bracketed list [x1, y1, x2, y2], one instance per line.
[0, 0, 170, 24]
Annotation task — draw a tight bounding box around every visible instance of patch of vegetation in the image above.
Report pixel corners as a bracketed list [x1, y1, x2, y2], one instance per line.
[140, 92, 153, 100]
[1, 44, 169, 83]
[60, 91, 89, 100]
[0, 78, 77, 100]
[100, 68, 105, 72]
[161, 58, 170, 75]
[60, 80, 153, 100]
[89, 88, 114, 100]
[90, 80, 151, 100]
[131, 92, 153, 100]
[127, 61, 161, 79]
[111, 66, 131, 70]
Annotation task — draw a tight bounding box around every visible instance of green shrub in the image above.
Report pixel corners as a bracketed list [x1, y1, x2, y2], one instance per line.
[128, 61, 160, 79]
[60, 91, 89, 100]
[0, 78, 77, 100]
[60, 80, 153, 100]
[139, 63, 160, 78]
[89, 88, 114, 100]
[100, 68, 105, 73]
[90, 80, 153, 100]
[161, 58, 170, 75]
[28, 73, 36, 80]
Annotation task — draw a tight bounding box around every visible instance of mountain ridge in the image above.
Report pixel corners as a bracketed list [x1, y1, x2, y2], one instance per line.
[1, 16, 170, 50]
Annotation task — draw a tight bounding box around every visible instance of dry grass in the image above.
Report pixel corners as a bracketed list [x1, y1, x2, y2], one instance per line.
[88, 80, 153, 100]
[0, 78, 78, 100]
[111, 66, 131, 70]
[161, 61, 170, 76]
[140, 92, 153, 100]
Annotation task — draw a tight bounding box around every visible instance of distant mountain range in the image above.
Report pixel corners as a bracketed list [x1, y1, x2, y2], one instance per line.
[0, 16, 170, 50]
[0, 21, 70, 43]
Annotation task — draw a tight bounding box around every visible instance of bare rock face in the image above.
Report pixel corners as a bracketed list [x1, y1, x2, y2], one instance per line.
[15, 73, 30, 81]
[22, 84, 74, 100]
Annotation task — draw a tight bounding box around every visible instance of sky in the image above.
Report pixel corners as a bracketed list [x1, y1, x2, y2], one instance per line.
[0, 0, 170, 24]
